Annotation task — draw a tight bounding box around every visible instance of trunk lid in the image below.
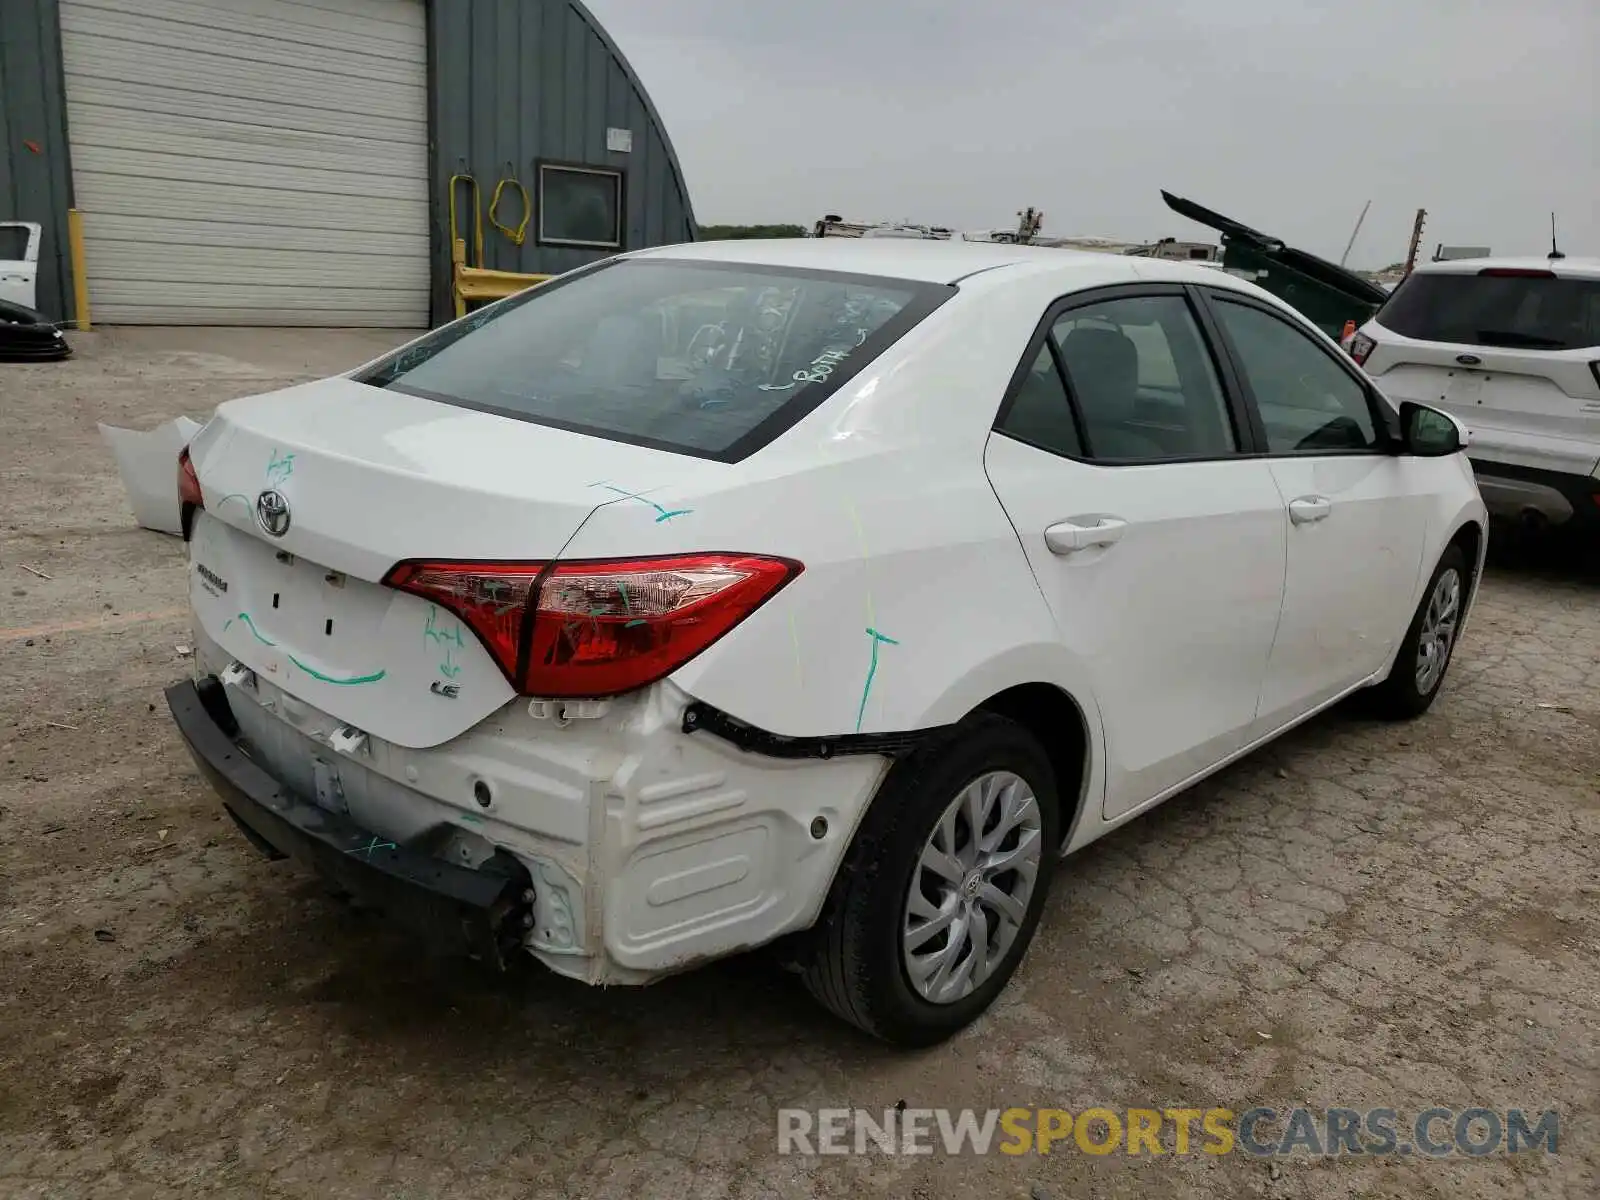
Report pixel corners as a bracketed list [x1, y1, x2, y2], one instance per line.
[185, 377, 710, 747]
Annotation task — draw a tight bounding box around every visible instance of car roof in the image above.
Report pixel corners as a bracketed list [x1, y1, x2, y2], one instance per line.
[1410, 255, 1600, 280]
[623, 236, 1153, 285]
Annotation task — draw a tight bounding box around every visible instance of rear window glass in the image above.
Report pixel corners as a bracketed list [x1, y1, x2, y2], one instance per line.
[1377, 272, 1600, 350]
[360, 259, 951, 461]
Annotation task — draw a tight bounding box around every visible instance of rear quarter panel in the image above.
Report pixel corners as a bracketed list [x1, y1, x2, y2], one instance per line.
[551, 268, 1113, 747]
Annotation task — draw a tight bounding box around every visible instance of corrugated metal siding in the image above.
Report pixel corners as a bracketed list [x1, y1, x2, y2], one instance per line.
[0, 0, 75, 322]
[4, 0, 695, 328]
[429, 0, 697, 319]
[59, 0, 430, 325]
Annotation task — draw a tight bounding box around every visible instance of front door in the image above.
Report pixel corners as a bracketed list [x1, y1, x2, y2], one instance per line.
[0, 222, 41, 310]
[1203, 291, 1429, 728]
[984, 288, 1287, 819]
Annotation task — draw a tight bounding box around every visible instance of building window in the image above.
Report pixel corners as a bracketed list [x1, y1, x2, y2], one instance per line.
[538, 163, 624, 249]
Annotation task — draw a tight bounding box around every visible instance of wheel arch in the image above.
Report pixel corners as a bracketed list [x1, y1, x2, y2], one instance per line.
[1447, 517, 1486, 610]
[972, 681, 1096, 851]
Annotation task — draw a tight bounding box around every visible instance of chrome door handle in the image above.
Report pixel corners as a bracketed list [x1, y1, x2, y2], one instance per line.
[1044, 516, 1127, 554]
[1288, 496, 1331, 524]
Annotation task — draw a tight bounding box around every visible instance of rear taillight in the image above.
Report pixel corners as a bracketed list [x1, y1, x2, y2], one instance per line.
[384, 553, 801, 698]
[1348, 332, 1376, 366]
[177, 445, 203, 541]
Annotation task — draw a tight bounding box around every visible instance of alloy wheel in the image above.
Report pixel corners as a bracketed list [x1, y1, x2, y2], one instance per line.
[902, 770, 1044, 1005]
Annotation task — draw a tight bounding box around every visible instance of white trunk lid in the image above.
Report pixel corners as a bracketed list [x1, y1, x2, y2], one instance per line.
[185, 377, 708, 747]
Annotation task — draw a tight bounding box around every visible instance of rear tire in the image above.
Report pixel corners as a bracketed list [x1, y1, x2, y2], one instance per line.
[1368, 544, 1469, 720]
[800, 714, 1061, 1046]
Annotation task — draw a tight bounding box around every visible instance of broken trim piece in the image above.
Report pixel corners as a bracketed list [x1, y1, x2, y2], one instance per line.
[101, 416, 203, 535]
[680, 700, 946, 760]
[167, 677, 533, 967]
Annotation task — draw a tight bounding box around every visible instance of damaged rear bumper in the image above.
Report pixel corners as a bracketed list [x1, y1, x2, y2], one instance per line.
[172, 626, 893, 985]
[166, 678, 531, 966]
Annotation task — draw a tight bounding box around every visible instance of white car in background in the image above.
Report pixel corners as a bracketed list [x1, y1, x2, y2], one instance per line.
[1349, 256, 1600, 532]
[168, 239, 1486, 1046]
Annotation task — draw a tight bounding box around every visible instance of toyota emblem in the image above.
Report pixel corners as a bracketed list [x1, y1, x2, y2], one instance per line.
[256, 489, 291, 538]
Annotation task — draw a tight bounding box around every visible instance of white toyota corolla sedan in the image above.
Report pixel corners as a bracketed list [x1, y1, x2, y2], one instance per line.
[167, 239, 1486, 1045]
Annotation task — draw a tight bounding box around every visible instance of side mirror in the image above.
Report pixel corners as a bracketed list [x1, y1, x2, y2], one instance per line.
[1399, 401, 1463, 456]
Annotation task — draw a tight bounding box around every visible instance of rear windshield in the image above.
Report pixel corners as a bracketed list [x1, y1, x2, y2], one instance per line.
[1377, 271, 1600, 350]
[359, 259, 952, 461]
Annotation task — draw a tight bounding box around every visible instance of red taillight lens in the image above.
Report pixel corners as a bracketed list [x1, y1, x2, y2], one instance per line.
[1348, 332, 1376, 366]
[178, 445, 202, 508]
[177, 445, 203, 540]
[384, 553, 801, 698]
[1478, 267, 1556, 279]
[383, 560, 546, 682]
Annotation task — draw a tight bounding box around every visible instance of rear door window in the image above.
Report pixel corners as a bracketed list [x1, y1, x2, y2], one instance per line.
[1377, 272, 1600, 350]
[359, 259, 952, 462]
[1050, 294, 1238, 461]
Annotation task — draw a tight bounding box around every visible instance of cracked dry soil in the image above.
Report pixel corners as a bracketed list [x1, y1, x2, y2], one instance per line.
[2, 329, 1597, 1199]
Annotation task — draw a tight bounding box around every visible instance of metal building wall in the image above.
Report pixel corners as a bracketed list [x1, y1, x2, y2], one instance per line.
[0, 0, 75, 322]
[2, 0, 696, 327]
[428, 0, 697, 319]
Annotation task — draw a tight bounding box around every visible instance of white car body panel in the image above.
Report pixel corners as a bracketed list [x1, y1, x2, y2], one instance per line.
[984, 438, 1287, 819]
[175, 239, 1487, 986]
[0, 220, 41, 310]
[184, 381, 714, 747]
[1254, 455, 1428, 722]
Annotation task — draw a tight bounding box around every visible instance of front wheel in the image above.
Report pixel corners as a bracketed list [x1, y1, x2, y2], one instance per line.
[1368, 544, 1469, 720]
[800, 715, 1061, 1046]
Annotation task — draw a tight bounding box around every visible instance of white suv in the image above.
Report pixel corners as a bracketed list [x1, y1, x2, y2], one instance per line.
[1350, 256, 1600, 532]
[167, 239, 1486, 1045]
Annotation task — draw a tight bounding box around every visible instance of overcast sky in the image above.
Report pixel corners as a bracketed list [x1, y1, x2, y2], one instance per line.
[588, 0, 1598, 269]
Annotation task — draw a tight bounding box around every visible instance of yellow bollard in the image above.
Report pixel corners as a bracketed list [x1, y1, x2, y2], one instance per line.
[67, 208, 90, 330]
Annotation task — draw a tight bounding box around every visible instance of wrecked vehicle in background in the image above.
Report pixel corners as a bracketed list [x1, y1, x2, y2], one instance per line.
[0, 299, 70, 363]
[1162, 190, 1391, 339]
[0, 221, 69, 362]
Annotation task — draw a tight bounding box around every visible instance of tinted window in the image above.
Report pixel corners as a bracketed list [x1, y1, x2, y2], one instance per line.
[997, 346, 1083, 457]
[360, 260, 948, 460]
[1051, 295, 1236, 461]
[1377, 271, 1600, 350]
[0, 225, 29, 261]
[539, 165, 623, 248]
[1214, 299, 1379, 453]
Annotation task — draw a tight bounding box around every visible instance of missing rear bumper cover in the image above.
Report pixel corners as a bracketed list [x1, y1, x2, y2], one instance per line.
[166, 677, 533, 967]
[680, 700, 944, 760]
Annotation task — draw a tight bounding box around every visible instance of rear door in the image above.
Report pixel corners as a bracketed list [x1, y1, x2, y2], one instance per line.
[983, 285, 1287, 819]
[1201, 289, 1430, 727]
[1362, 267, 1600, 475]
[0, 222, 40, 310]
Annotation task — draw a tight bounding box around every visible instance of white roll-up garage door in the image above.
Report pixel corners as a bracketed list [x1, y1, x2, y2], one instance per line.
[59, 0, 429, 327]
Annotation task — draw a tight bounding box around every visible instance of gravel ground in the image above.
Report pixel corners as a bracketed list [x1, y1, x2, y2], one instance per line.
[2, 329, 1597, 1199]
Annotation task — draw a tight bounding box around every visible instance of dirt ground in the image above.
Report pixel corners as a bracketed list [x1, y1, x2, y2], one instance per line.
[2, 328, 1597, 1199]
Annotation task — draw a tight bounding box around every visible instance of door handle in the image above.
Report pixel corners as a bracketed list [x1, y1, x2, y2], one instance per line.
[1288, 496, 1331, 524]
[1044, 516, 1127, 554]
